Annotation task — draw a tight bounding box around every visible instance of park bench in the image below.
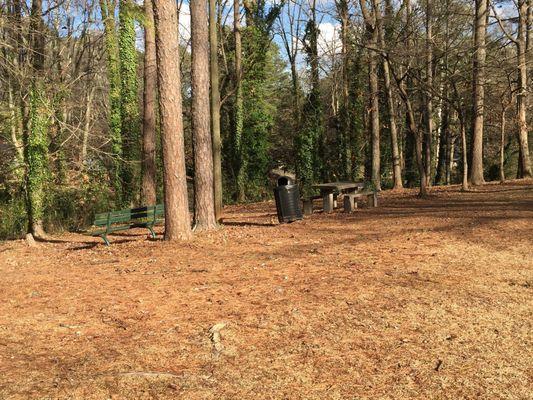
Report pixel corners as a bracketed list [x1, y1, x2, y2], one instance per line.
[87, 204, 164, 245]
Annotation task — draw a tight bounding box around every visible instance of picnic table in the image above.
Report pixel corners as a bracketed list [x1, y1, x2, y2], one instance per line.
[313, 181, 364, 213]
[303, 181, 377, 214]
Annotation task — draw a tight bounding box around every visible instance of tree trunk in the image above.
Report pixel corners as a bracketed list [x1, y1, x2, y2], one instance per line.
[424, 0, 433, 186]
[339, 0, 351, 179]
[309, 0, 324, 181]
[435, 97, 449, 185]
[361, 0, 381, 191]
[99, 0, 123, 203]
[499, 105, 507, 183]
[119, 0, 141, 205]
[459, 113, 468, 191]
[153, 0, 192, 240]
[24, 0, 49, 238]
[141, 0, 158, 206]
[81, 86, 95, 167]
[470, 0, 488, 185]
[234, 0, 245, 202]
[209, 0, 223, 221]
[191, 0, 216, 230]
[406, 99, 427, 196]
[516, 0, 532, 178]
[377, 0, 402, 189]
[445, 113, 455, 185]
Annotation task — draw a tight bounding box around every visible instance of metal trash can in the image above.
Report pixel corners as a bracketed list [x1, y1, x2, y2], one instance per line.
[273, 176, 303, 223]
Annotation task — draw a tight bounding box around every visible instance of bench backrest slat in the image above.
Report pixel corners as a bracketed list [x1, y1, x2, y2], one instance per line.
[93, 204, 165, 227]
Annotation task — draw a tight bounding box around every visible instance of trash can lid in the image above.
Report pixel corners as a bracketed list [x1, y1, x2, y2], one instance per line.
[277, 176, 293, 186]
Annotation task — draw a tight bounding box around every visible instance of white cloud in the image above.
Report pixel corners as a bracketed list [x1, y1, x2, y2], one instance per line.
[178, 3, 191, 44]
[317, 21, 341, 57]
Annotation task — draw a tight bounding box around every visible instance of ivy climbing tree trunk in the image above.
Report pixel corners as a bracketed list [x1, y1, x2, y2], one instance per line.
[99, 0, 123, 204]
[119, 0, 141, 206]
[141, 0, 158, 206]
[153, 0, 192, 241]
[210, 0, 223, 221]
[24, 0, 49, 238]
[298, 0, 323, 194]
[191, 0, 216, 230]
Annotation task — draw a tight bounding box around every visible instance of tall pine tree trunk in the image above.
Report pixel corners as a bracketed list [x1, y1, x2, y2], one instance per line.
[516, 0, 532, 178]
[210, 0, 223, 220]
[191, 0, 216, 230]
[141, 0, 158, 206]
[153, 0, 192, 240]
[470, 0, 488, 185]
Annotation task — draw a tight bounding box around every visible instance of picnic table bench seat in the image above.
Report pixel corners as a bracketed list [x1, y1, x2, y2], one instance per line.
[343, 190, 378, 212]
[87, 204, 164, 245]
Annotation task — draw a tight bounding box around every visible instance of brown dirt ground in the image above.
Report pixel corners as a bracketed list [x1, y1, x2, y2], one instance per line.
[0, 181, 532, 400]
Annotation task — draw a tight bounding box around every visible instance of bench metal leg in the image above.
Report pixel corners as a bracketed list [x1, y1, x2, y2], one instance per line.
[101, 235, 110, 246]
[147, 226, 156, 239]
[323, 193, 334, 213]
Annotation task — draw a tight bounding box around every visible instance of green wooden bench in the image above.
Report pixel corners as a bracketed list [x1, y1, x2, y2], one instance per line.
[87, 204, 164, 245]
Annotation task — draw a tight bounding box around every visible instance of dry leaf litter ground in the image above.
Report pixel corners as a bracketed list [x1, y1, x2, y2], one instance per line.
[0, 180, 532, 399]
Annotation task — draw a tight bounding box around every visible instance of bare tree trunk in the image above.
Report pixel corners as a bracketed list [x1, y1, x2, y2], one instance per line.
[516, 0, 532, 178]
[234, 0, 245, 201]
[339, 0, 351, 178]
[361, 0, 381, 191]
[377, 0, 402, 189]
[435, 98, 449, 185]
[153, 0, 192, 241]
[209, 0, 223, 221]
[424, 0, 433, 186]
[499, 104, 508, 183]
[7, 83, 23, 163]
[141, 0, 157, 205]
[459, 113, 468, 191]
[81, 86, 95, 167]
[191, 0, 216, 230]
[470, 0, 488, 185]
[393, 64, 427, 195]
[446, 113, 455, 185]
[141, 0, 158, 205]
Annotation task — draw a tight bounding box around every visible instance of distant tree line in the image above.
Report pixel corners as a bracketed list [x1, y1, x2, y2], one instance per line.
[0, 0, 531, 240]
